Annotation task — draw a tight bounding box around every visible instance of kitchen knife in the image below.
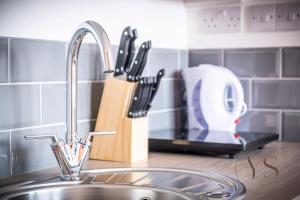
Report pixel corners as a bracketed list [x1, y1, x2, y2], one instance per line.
[124, 29, 138, 73]
[144, 69, 165, 114]
[135, 77, 153, 117]
[135, 41, 151, 79]
[127, 41, 151, 82]
[140, 77, 155, 117]
[114, 26, 133, 77]
[127, 78, 145, 118]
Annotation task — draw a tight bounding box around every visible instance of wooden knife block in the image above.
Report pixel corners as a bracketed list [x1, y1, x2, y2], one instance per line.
[89, 77, 149, 163]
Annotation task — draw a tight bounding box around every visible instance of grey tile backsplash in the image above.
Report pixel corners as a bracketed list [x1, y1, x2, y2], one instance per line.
[77, 43, 105, 81]
[41, 84, 66, 124]
[10, 39, 66, 82]
[146, 48, 179, 78]
[282, 48, 300, 77]
[0, 37, 186, 178]
[0, 85, 41, 130]
[252, 80, 300, 109]
[224, 48, 279, 77]
[189, 49, 221, 66]
[240, 80, 250, 106]
[11, 125, 66, 174]
[149, 109, 183, 131]
[190, 47, 300, 143]
[1, 36, 299, 178]
[282, 112, 300, 141]
[0, 38, 8, 83]
[237, 111, 279, 133]
[0, 131, 10, 177]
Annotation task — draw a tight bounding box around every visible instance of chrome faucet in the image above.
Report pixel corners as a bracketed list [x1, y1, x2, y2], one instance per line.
[24, 21, 115, 181]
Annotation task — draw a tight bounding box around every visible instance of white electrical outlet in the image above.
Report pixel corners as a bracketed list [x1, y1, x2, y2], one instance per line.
[199, 6, 241, 33]
[246, 4, 275, 32]
[276, 2, 300, 31]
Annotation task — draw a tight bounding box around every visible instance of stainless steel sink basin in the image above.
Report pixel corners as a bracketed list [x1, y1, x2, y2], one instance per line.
[1, 185, 190, 200]
[0, 168, 246, 200]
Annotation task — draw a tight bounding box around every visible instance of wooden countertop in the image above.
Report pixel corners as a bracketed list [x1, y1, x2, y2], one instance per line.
[1, 141, 300, 200]
[85, 141, 300, 200]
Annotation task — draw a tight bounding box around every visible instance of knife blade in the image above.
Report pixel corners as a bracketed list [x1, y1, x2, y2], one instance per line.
[127, 78, 145, 118]
[127, 41, 151, 82]
[114, 26, 132, 77]
[124, 29, 138, 73]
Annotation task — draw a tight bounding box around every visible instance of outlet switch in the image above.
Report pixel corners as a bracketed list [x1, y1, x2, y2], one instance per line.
[246, 4, 275, 32]
[199, 6, 241, 33]
[276, 2, 300, 31]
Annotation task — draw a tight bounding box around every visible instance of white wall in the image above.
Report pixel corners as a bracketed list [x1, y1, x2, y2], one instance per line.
[0, 0, 187, 48]
[186, 1, 300, 49]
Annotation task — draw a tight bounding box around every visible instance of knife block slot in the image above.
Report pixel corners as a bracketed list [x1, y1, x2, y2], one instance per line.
[89, 77, 149, 163]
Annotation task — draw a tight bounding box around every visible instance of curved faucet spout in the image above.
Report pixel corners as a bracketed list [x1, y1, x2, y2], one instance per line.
[66, 21, 114, 144]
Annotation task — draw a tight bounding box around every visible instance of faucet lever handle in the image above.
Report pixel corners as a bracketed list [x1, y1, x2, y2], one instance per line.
[24, 135, 59, 143]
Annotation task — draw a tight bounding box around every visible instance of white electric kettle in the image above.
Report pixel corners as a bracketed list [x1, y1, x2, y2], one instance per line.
[182, 64, 247, 132]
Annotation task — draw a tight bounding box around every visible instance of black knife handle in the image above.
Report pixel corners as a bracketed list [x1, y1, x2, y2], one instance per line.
[149, 69, 165, 104]
[127, 79, 144, 118]
[135, 41, 151, 79]
[127, 41, 151, 82]
[114, 26, 132, 77]
[143, 69, 165, 116]
[141, 77, 155, 117]
[134, 77, 150, 117]
[124, 29, 138, 73]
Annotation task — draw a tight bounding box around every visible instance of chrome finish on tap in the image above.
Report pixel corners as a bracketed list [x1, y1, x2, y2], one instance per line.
[66, 20, 114, 144]
[23, 21, 115, 181]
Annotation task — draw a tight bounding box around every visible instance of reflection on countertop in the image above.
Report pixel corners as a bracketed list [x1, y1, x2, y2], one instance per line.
[1, 142, 300, 200]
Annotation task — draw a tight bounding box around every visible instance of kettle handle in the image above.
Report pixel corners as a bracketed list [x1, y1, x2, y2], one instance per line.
[226, 76, 245, 117]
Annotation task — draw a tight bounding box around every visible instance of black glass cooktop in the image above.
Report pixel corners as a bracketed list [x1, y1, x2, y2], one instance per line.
[149, 129, 278, 158]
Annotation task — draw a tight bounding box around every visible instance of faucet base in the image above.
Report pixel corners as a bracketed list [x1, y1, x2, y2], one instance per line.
[60, 174, 81, 181]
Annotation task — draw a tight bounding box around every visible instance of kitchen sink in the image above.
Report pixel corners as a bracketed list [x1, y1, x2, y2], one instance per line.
[0, 168, 246, 200]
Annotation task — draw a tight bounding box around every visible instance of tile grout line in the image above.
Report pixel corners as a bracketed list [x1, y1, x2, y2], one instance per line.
[65, 42, 68, 63]
[177, 49, 181, 71]
[273, 4, 276, 31]
[0, 118, 97, 133]
[249, 79, 252, 109]
[279, 110, 282, 141]
[9, 130, 12, 175]
[0, 80, 107, 86]
[162, 78, 182, 82]
[278, 48, 282, 141]
[39, 84, 43, 125]
[221, 49, 225, 66]
[279, 47, 283, 79]
[149, 107, 185, 114]
[7, 38, 10, 83]
[240, 3, 245, 33]
[0, 81, 66, 86]
[248, 108, 300, 112]
[238, 77, 300, 80]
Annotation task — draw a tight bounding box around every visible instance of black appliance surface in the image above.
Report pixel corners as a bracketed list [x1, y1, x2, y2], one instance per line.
[149, 129, 278, 158]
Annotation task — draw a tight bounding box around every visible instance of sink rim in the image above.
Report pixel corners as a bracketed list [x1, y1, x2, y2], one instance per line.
[0, 167, 246, 200]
